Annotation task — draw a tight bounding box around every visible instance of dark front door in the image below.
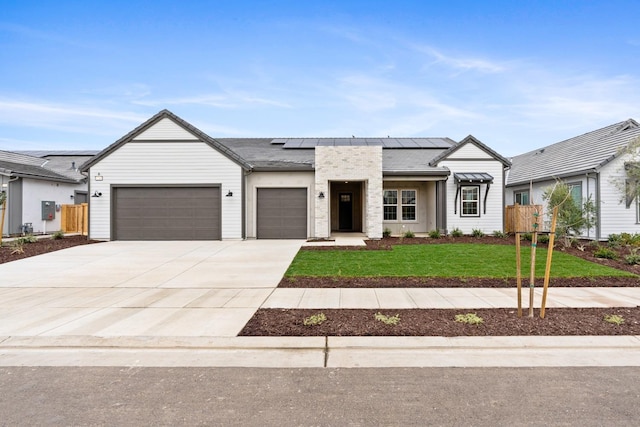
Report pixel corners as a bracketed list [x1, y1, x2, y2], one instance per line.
[338, 193, 353, 230]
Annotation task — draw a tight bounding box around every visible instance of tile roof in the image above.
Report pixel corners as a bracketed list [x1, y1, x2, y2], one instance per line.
[507, 119, 640, 186]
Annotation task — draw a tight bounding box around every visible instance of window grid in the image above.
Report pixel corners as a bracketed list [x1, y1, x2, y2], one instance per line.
[383, 189, 417, 222]
[461, 186, 479, 217]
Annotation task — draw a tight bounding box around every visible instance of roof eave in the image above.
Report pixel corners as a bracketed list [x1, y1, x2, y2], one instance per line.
[506, 168, 598, 187]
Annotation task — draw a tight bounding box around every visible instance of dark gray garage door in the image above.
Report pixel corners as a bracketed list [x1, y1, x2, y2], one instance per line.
[113, 186, 221, 240]
[257, 188, 307, 239]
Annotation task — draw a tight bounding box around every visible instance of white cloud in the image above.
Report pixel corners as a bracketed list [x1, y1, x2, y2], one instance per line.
[134, 92, 292, 109]
[0, 99, 147, 135]
[411, 45, 506, 74]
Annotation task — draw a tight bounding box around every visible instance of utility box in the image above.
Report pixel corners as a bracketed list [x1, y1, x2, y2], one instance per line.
[42, 201, 56, 220]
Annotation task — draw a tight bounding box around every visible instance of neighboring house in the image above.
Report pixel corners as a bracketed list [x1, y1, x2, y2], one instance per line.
[506, 119, 640, 240]
[0, 150, 94, 236]
[80, 110, 511, 241]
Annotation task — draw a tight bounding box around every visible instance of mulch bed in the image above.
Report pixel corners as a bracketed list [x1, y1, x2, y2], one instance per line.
[0, 235, 100, 264]
[239, 307, 640, 337]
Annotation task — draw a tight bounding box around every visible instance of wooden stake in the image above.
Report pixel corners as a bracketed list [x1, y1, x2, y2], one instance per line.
[529, 211, 539, 318]
[540, 206, 559, 319]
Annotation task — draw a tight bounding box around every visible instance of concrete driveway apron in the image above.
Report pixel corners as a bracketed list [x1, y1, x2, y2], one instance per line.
[0, 240, 303, 338]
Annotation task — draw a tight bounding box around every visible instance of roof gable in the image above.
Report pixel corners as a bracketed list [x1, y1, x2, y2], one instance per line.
[429, 135, 511, 167]
[80, 110, 252, 172]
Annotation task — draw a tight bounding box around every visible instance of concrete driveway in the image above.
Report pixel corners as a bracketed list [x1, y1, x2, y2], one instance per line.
[0, 240, 303, 338]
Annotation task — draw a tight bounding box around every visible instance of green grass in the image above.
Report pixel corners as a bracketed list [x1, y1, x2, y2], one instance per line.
[286, 244, 635, 278]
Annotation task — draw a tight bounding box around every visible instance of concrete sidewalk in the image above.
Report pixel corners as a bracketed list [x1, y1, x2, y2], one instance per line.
[1, 239, 640, 368]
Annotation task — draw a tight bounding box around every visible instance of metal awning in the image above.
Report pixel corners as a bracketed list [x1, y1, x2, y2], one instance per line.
[453, 172, 494, 214]
[454, 172, 494, 183]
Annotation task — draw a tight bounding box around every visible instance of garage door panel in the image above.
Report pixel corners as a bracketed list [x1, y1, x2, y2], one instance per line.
[114, 187, 221, 240]
[257, 188, 307, 239]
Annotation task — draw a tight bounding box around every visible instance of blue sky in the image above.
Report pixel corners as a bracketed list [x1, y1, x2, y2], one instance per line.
[1, 0, 639, 157]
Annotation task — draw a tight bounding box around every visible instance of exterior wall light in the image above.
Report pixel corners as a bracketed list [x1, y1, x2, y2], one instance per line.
[318, 191, 325, 199]
[226, 190, 233, 197]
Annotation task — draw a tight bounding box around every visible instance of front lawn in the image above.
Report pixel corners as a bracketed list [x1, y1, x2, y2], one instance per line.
[285, 244, 635, 278]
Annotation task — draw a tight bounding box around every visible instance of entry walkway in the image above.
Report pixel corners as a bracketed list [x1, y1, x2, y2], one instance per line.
[264, 287, 640, 309]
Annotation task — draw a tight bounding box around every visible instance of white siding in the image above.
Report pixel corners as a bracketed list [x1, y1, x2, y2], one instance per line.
[245, 171, 315, 239]
[88, 142, 242, 240]
[133, 118, 199, 140]
[439, 159, 505, 234]
[21, 178, 87, 234]
[599, 156, 640, 238]
[447, 143, 494, 160]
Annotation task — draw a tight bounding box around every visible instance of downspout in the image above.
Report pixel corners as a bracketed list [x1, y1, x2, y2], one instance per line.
[595, 171, 601, 241]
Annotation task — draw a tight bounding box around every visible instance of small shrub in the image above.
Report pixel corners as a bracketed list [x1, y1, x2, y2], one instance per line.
[403, 230, 415, 238]
[17, 235, 38, 244]
[52, 230, 65, 240]
[471, 228, 485, 238]
[455, 313, 484, 325]
[624, 249, 640, 265]
[492, 230, 507, 238]
[375, 312, 400, 325]
[537, 234, 549, 244]
[450, 227, 463, 237]
[303, 312, 327, 326]
[607, 234, 622, 248]
[594, 247, 618, 260]
[521, 232, 532, 241]
[428, 229, 441, 239]
[603, 314, 624, 326]
[383, 228, 392, 238]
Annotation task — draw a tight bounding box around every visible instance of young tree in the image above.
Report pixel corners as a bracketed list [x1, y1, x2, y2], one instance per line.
[542, 180, 596, 247]
[610, 136, 640, 206]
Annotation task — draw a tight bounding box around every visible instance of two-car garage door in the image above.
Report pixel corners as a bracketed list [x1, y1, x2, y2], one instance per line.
[113, 187, 221, 240]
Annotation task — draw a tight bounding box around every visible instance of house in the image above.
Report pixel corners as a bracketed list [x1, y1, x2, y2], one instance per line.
[80, 110, 511, 241]
[0, 150, 95, 236]
[506, 119, 640, 240]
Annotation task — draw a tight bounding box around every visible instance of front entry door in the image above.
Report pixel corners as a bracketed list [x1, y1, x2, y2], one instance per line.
[339, 193, 353, 230]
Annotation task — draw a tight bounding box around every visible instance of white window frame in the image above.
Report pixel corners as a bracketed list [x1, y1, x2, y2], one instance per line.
[514, 190, 529, 205]
[460, 185, 480, 217]
[383, 190, 398, 221]
[383, 189, 417, 222]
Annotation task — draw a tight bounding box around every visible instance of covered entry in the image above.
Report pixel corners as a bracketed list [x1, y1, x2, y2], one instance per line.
[257, 188, 308, 239]
[330, 181, 364, 232]
[112, 186, 221, 240]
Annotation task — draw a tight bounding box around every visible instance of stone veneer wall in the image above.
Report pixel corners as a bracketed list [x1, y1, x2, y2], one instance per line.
[314, 146, 383, 238]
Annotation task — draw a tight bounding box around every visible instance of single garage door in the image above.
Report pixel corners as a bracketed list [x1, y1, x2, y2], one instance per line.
[257, 188, 307, 239]
[113, 186, 221, 240]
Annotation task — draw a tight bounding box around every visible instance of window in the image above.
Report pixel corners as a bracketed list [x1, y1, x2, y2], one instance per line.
[401, 190, 416, 221]
[568, 182, 582, 207]
[461, 186, 479, 216]
[383, 190, 397, 220]
[514, 190, 529, 205]
[383, 189, 416, 221]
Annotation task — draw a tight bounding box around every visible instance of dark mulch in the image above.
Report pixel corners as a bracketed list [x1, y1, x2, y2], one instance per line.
[0, 235, 100, 264]
[239, 307, 640, 337]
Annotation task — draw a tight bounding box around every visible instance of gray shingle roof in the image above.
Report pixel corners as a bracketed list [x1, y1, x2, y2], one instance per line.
[507, 119, 640, 186]
[217, 138, 315, 171]
[0, 159, 79, 183]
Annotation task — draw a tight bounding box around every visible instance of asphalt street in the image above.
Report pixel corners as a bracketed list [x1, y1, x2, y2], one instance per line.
[1, 367, 639, 426]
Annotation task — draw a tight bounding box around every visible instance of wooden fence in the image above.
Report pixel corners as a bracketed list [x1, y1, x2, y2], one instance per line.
[504, 204, 544, 233]
[60, 203, 88, 235]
